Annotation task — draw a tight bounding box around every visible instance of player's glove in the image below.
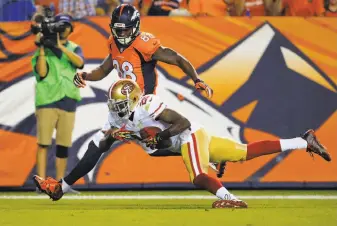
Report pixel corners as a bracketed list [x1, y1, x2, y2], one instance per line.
[111, 129, 136, 143]
[103, 127, 136, 143]
[143, 133, 162, 150]
[194, 79, 213, 98]
[73, 72, 87, 88]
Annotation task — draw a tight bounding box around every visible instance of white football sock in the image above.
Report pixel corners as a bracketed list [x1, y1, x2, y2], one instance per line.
[280, 137, 307, 151]
[61, 179, 71, 193]
[216, 187, 238, 200]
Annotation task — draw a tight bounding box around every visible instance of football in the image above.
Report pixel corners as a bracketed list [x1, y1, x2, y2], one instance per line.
[139, 126, 172, 149]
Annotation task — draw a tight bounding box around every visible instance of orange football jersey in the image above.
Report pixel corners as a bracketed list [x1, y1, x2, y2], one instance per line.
[107, 32, 161, 94]
[283, 0, 325, 16]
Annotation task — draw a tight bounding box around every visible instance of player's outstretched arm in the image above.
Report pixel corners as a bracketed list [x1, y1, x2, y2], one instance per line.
[152, 46, 199, 82]
[152, 47, 213, 98]
[74, 54, 114, 88]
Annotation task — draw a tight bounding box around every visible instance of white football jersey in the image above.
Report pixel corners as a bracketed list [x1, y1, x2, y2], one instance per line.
[104, 94, 201, 154]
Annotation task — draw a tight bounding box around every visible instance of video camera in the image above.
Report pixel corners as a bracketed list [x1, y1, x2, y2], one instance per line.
[31, 7, 70, 48]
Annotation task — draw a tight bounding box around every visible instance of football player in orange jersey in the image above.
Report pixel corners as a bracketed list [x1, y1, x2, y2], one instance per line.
[73, 4, 212, 97]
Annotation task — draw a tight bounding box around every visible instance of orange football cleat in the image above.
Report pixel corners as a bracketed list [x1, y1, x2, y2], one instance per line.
[33, 175, 63, 201]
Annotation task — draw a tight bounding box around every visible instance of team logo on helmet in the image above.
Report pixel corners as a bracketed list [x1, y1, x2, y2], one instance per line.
[131, 11, 140, 21]
[121, 82, 135, 95]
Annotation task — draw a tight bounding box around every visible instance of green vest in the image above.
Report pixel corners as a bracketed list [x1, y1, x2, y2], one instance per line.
[32, 41, 81, 107]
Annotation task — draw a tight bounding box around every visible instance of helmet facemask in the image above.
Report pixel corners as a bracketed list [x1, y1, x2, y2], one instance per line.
[110, 20, 140, 46]
[108, 92, 132, 119]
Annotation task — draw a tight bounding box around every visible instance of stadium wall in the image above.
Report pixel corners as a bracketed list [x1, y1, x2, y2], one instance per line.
[0, 17, 336, 190]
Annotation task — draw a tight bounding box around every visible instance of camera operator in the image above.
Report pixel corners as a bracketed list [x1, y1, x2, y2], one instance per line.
[32, 13, 84, 181]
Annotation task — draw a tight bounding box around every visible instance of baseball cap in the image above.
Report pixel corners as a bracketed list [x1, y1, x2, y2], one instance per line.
[55, 13, 73, 30]
[55, 14, 73, 24]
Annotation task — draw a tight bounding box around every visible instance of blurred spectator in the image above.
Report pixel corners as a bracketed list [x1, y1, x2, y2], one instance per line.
[227, 0, 281, 16]
[147, 0, 188, 16]
[35, 0, 60, 14]
[95, 0, 144, 16]
[59, 0, 96, 19]
[325, 0, 337, 16]
[188, 0, 228, 16]
[95, 0, 120, 15]
[120, 0, 142, 8]
[280, 0, 325, 16]
[0, 0, 36, 21]
[94, 0, 187, 16]
[168, 0, 191, 16]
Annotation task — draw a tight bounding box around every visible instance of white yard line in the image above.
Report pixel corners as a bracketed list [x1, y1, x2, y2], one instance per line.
[0, 195, 337, 200]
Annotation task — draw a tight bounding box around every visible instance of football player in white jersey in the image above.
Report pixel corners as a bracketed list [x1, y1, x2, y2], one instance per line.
[33, 79, 331, 208]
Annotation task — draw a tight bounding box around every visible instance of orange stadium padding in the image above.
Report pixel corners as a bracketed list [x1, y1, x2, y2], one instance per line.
[0, 17, 336, 188]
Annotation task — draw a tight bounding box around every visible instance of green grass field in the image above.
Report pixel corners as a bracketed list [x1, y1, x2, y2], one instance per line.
[0, 190, 336, 226]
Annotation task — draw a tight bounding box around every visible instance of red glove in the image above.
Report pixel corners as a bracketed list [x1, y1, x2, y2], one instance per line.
[73, 72, 87, 88]
[194, 79, 213, 98]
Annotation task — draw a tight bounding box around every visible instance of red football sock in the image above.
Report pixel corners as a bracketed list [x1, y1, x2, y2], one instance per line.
[193, 173, 223, 195]
[246, 140, 281, 160]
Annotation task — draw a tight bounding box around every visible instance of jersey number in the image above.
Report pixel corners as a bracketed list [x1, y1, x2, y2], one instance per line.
[140, 33, 153, 42]
[112, 60, 136, 81]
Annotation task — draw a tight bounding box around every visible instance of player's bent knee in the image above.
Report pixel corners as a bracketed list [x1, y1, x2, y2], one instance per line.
[98, 137, 114, 152]
[88, 139, 110, 154]
[92, 130, 113, 152]
[56, 145, 68, 158]
[87, 140, 100, 152]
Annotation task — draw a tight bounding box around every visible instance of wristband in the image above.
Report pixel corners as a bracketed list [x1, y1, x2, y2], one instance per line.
[194, 78, 202, 84]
